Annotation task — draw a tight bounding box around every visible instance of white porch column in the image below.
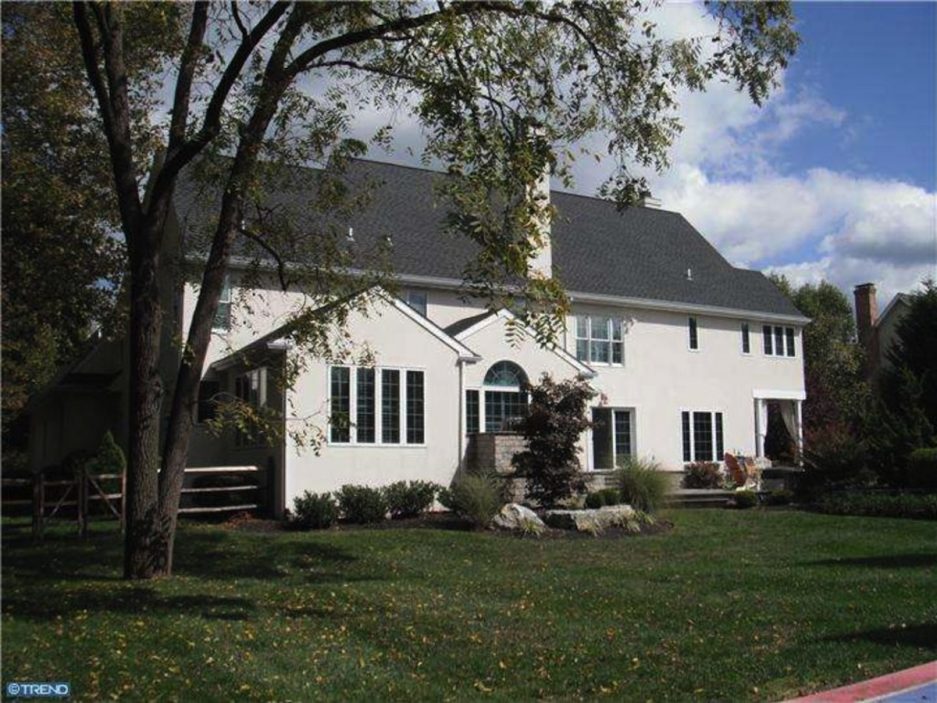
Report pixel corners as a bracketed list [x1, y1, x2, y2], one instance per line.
[795, 399, 804, 465]
[755, 398, 768, 458]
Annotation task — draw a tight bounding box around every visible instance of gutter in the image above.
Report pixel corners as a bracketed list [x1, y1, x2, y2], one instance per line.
[186, 254, 810, 326]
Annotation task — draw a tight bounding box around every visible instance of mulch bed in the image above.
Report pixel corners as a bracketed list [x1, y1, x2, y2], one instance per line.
[222, 510, 673, 538]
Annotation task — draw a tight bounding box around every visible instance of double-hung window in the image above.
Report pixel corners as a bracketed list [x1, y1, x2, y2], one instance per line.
[404, 290, 428, 317]
[330, 366, 424, 445]
[213, 275, 232, 331]
[575, 315, 623, 365]
[592, 408, 633, 469]
[741, 322, 751, 354]
[681, 410, 724, 462]
[235, 368, 268, 447]
[688, 316, 699, 350]
[763, 325, 797, 357]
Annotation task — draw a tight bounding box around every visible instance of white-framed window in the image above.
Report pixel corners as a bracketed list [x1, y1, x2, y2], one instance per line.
[234, 367, 267, 447]
[465, 361, 530, 434]
[763, 325, 797, 357]
[575, 315, 623, 365]
[592, 408, 633, 470]
[213, 275, 232, 331]
[688, 316, 699, 351]
[404, 290, 428, 317]
[741, 322, 751, 354]
[329, 365, 425, 446]
[681, 410, 724, 463]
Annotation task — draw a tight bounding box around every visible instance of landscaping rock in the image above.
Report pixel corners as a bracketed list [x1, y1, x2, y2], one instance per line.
[544, 505, 637, 534]
[544, 509, 605, 534]
[490, 503, 546, 535]
[598, 504, 636, 524]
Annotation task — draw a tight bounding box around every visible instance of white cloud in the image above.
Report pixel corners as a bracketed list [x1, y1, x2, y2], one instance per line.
[335, 1, 936, 303]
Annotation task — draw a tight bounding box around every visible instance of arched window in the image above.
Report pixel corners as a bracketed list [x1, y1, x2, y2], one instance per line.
[477, 361, 529, 432]
[483, 361, 527, 388]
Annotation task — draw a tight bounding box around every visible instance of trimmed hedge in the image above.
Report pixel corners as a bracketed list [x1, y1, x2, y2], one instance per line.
[336, 485, 388, 524]
[732, 490, 758, 509]
[908, 448, 937, 493]
[584, 487, 621, 509]
[816, 492, 937, 521]
[291, 491, 338, 530]
[384, 481, 438, 519]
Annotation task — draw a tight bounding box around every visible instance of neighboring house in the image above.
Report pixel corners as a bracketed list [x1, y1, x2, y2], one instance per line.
[29, 159, 807, 515]
[854, 282, 912, 377]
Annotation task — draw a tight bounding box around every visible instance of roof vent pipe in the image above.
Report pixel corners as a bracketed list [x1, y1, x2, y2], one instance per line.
[347, 227, 355, 242]
[686, 268, 693, 281]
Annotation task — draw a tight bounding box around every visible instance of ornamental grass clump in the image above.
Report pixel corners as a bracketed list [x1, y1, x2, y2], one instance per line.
[616, 457, 670, 513]
[445, 472, 505, 528]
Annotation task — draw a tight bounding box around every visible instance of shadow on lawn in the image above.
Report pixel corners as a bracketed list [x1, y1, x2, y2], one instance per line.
[2, 527, 382, 623]
[803, 553, 937, 569]
[824, 623, 937, 651]
[3, 588, 258, 622]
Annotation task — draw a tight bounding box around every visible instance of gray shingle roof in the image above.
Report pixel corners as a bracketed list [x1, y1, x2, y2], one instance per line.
[174, 159, 803, 319]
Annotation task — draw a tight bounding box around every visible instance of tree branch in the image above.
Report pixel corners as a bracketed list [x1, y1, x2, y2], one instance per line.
[73, 2, 143, 244]
[166, 2, 209, 154]
[154, 2, 290, 198]
[237, 225, 291, 291]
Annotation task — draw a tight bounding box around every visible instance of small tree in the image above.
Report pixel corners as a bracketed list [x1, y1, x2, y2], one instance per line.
[87, 430, 127, 476]
[512, 374, 595, 507]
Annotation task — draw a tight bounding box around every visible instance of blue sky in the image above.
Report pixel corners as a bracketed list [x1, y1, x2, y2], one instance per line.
[785, 2, 935, 191]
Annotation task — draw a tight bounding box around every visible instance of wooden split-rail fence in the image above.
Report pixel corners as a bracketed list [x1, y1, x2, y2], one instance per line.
[1, 465, 270, 538]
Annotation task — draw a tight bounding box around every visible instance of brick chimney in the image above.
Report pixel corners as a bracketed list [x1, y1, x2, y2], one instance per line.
[854, 282, 878, 348]
[854, 283, 881, 376]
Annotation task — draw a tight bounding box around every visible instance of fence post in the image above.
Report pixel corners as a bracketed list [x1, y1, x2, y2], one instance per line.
[32, 470, 44, 539]
[77, 465, 88, 537]
[120, 468, 127, 533]
[264, 457, 274, 518]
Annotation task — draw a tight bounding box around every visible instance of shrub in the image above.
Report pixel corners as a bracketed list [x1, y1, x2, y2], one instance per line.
[86, 431, 126, 476]
[803, 422, 870, 490]
[336, 485, 388, 524]
[908, 448, 937, 493]
[733, 490, 758, 509]
[682, 462, 722, 489]
[512, 375, 595, 507]
[446, 472, 505, 528]
[616, 457, 669, 513]
[291, 491, 338, 530]
[765, 489, 794, 506]
[383, 480, 438, 519]
[584, 487, 621, 509]
[816, 492, 937, 520]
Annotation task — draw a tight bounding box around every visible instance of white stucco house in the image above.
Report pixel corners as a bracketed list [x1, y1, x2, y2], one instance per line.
[28, 159, 807, 516]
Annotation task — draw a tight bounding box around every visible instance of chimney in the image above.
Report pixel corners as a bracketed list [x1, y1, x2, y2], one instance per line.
[525, 125, 553, 279]
[854, 282, 878, 351]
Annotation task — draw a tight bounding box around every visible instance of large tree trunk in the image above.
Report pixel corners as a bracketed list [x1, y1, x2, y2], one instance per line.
[124, 239, 169, 579]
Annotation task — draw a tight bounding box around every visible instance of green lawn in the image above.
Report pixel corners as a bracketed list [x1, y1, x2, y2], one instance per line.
[2, 510, 935, 702]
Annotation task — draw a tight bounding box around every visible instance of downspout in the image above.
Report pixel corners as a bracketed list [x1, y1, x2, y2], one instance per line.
[457, 359, 466, 470]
